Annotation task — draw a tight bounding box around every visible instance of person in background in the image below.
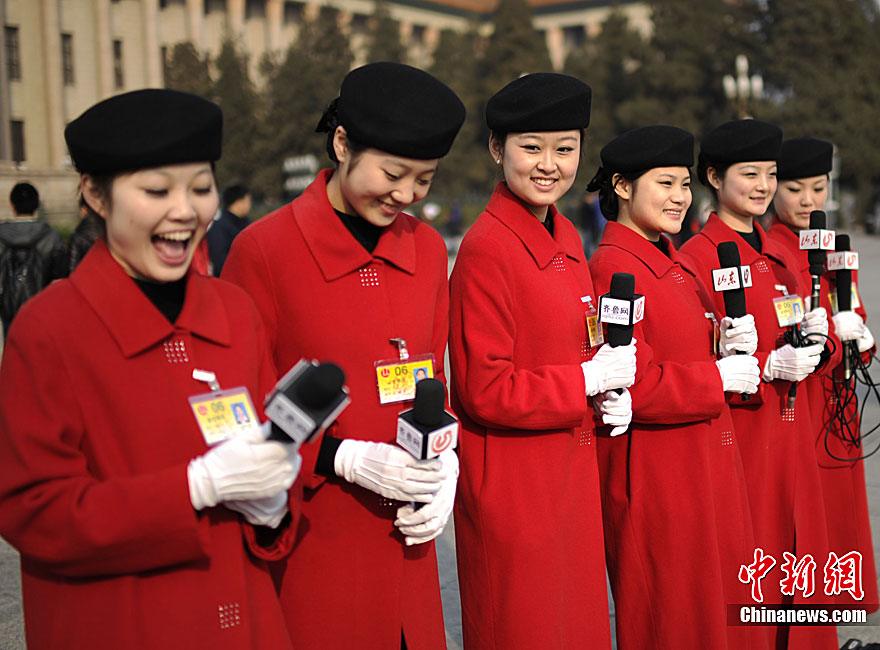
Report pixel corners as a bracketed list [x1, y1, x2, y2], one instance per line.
[449, 73, 635, 650]
[223, 62, 465, 650]
[680, 119, 837, 650]
[67, 200, 104, 274]
[0, 89, 300, 650]
[0, 182, 66, 335]
[769, 136, 878, 609]
[207, 183, 252, 276]
[587, 125, 763, 650]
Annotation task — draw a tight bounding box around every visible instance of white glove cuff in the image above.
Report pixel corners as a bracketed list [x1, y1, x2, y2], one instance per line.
[334, 439, 358, 482]
[188, 456, 218, 511]
[762, 351, 776, 382]
[581, 361, 602, 397]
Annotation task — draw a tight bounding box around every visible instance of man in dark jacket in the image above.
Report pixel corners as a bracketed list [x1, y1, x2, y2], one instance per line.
[0, 182, 67, 335]
[206, 184, 251, 276]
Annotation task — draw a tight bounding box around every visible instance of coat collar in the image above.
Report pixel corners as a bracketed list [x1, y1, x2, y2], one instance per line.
[699, 212, 791, 268]
[71, 239, 232, 357]
[767, 216, 809, 272]
[485, 182, 582, 269]
[293, 169, 417, 282]
[597, 221, 679, 279]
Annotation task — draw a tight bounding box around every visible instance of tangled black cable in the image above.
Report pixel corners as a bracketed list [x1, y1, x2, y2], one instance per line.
[824, 340, 880, 463]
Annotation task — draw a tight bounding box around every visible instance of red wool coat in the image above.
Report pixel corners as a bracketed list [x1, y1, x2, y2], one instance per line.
[222, 169, 449, 650]
[590, 222, 761, 650]
[680, 214, 836, 649]
[448, 183, 611, 650]
[767, 218, 878, 607]
[0, 239, 295, 650]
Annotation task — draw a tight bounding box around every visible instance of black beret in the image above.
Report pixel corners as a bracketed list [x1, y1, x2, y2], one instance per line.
[600, 125, 694, 173]
[65, 89, 222, 174]
[699, 119, 782, 164]
[333, 62, 465, 160]
[486, 73, 591, 133]
[777, 137, 833, 180]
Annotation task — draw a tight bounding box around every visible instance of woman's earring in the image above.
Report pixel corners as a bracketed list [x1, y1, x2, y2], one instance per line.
[495, 158, 502, 165]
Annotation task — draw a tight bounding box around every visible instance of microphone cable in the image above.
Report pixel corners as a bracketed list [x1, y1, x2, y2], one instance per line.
[823, 347, 880, 463]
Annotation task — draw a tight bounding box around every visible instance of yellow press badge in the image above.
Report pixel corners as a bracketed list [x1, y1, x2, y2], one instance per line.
[375, 354, 435, 404]
[829, 286, 862, 313]
[773, 295, 805, 328]
[583, 295, 604, 348]
[189, 387, 261, 446]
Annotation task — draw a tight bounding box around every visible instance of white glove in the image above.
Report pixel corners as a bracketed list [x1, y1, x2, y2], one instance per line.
[716, 355, 760, 394]
[334, 439, 445, 503]
[188, 428, 299, 511]
[762, 343, 824, 382]
[832, 310, 865, 342]
[582, 342, 637, 396]
[224, 453, 302, 527]
[801, 307, 829, 340]
[858, 324, 875, 354]
[719, 315, 758, 357]
[593, 388, 632, 436]
[395, 449, 459, 546]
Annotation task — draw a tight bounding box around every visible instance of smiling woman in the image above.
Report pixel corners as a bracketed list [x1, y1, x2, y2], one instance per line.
[0, 89, 302, 650]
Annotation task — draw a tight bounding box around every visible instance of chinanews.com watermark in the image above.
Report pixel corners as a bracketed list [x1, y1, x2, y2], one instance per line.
[732, 547, 876, 626]
[729, 605, 869, 626]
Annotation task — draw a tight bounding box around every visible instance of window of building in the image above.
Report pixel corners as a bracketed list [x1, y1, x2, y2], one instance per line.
[10, 120, 24, 163]
[284, 1, 303, 23]
[246, 0, 265, 19]
[411, 24, 426, 44]
[205, 0, 224, 15]
[350, 12, 369, 32]
[61, 33, 75, 85]
[113, 40, 124, 89]
[5, 26, 20, 81]
[563, 25, 586, 50]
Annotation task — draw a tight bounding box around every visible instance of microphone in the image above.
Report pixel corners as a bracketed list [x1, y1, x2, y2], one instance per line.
[829, 234, 858, 380]
[598, 272, 644, 395]
[804, 210, 831, 310]
[396, 378, 459, 510]
[396, 378, 458, 461]
[265, 359, 351, 447]
[714, 241, 752, 400]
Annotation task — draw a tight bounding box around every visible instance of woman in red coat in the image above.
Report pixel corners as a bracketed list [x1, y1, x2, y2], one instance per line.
[769, 137, 878, 607]
[222, 62, 465, 650]
[587, 125, 763, 650]
[0, 90, 301, 649]
[679, 120, 837, 649]
[448, 73, 636, 650]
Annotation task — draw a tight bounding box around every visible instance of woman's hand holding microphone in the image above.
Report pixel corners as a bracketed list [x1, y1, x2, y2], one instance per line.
[582, 341, 637, 436]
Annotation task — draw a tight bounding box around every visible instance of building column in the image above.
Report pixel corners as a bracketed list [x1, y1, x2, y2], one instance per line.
[41, 0, 66, 167]
[266, 0, 282, 52]
[143, 0, 162, 86]
[94, 0, 114, 97]
[187, 0, 202, 49]
[0, 1, 11, 160]
[545, 25, 564, 71]
[227, 0, 245, 37]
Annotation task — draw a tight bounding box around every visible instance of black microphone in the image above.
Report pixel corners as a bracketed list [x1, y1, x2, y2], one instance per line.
[806, 210, 829, 310]
[715, 241, 751, 401]
[396, 378, 458, 461]
[397, 378, 459, 510]
[265, 359, 350, 447]
[834, 234, 855, 380]
[598, 273, 644, 398]
[605, 273, 636, 347]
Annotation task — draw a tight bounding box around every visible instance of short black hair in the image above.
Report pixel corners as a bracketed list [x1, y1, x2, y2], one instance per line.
[222, 184, 250, 208]
[10, 182, 39, 215]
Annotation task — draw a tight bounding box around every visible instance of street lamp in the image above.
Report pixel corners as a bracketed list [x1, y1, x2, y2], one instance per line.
[723, 54, 763, 119]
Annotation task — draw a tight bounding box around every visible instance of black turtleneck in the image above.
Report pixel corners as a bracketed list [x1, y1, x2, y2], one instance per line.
[335, 209, 383, 253]
[737, 228, 762, 254]
[134, 276, 187, 324]
[542, 213, 554, 237]
[650, 237, 670, 257]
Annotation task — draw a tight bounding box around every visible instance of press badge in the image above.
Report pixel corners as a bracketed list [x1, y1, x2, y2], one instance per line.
[829, 285, 862, 313]
[188, 370, 261, 445]
[375, 338, 435, 405]
[706, 312, 720, 356]
[773, 295, 806, 328]
[583, 295, 604, 347]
